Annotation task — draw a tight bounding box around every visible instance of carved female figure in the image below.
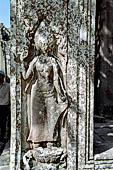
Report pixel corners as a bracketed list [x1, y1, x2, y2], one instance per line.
[21, 23, 68, 147]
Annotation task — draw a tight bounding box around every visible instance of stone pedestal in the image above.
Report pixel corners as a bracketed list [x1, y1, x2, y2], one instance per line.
[23, 147, 66, 170]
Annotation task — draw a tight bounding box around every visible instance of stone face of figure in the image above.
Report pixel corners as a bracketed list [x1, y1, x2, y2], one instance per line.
[22, 27, 68, 147]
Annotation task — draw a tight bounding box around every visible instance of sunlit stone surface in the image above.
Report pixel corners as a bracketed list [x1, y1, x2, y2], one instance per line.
[9, 0, 97, 169]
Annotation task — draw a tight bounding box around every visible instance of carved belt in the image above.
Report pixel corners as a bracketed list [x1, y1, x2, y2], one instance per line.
[37, 87, 55, 98]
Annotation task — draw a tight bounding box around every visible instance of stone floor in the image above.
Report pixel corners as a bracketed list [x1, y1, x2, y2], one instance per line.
[0, 141, 10, 170]
[94, 118, 113, 159]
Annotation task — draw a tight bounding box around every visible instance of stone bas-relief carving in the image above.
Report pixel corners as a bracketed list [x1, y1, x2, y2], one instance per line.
[21, 20, 68, 169]
[22, 21, 68, 146]
[10, 0, 98, 169]
[23, 147, 66, 170]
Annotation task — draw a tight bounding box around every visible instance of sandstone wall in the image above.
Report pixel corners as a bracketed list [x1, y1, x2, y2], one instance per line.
[10, 0, 96, 169]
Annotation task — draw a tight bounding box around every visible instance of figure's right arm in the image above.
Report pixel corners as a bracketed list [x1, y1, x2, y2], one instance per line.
[21, 57, 37, 80]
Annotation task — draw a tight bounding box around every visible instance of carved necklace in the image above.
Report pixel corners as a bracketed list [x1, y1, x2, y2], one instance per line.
[38, 55, 50, 63]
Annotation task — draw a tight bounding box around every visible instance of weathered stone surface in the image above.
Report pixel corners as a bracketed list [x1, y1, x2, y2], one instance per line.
[10, 0, 97, 170]
[23, 147, 66, 170]
[10, 1, 68, 169]
[67, 0, 95, 169]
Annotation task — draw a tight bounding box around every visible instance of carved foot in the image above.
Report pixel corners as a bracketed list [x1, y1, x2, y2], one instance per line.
[33, 142, 40, 149]
[47, 142, 54, 149]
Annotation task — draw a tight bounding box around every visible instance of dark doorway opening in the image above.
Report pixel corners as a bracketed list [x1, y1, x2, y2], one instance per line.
[94, 0, 113, 157]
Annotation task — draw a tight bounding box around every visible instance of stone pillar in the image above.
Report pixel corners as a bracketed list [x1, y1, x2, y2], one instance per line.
[67, 0, 95, 169]
[10, 0, 23, 169]
[10, 0, 96, 169]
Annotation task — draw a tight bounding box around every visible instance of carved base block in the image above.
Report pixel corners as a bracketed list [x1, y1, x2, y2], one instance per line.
[23, 147, 67, 170]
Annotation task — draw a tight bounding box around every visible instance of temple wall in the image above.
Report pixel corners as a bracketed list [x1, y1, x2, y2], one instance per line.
[10, 0, 96, 169]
